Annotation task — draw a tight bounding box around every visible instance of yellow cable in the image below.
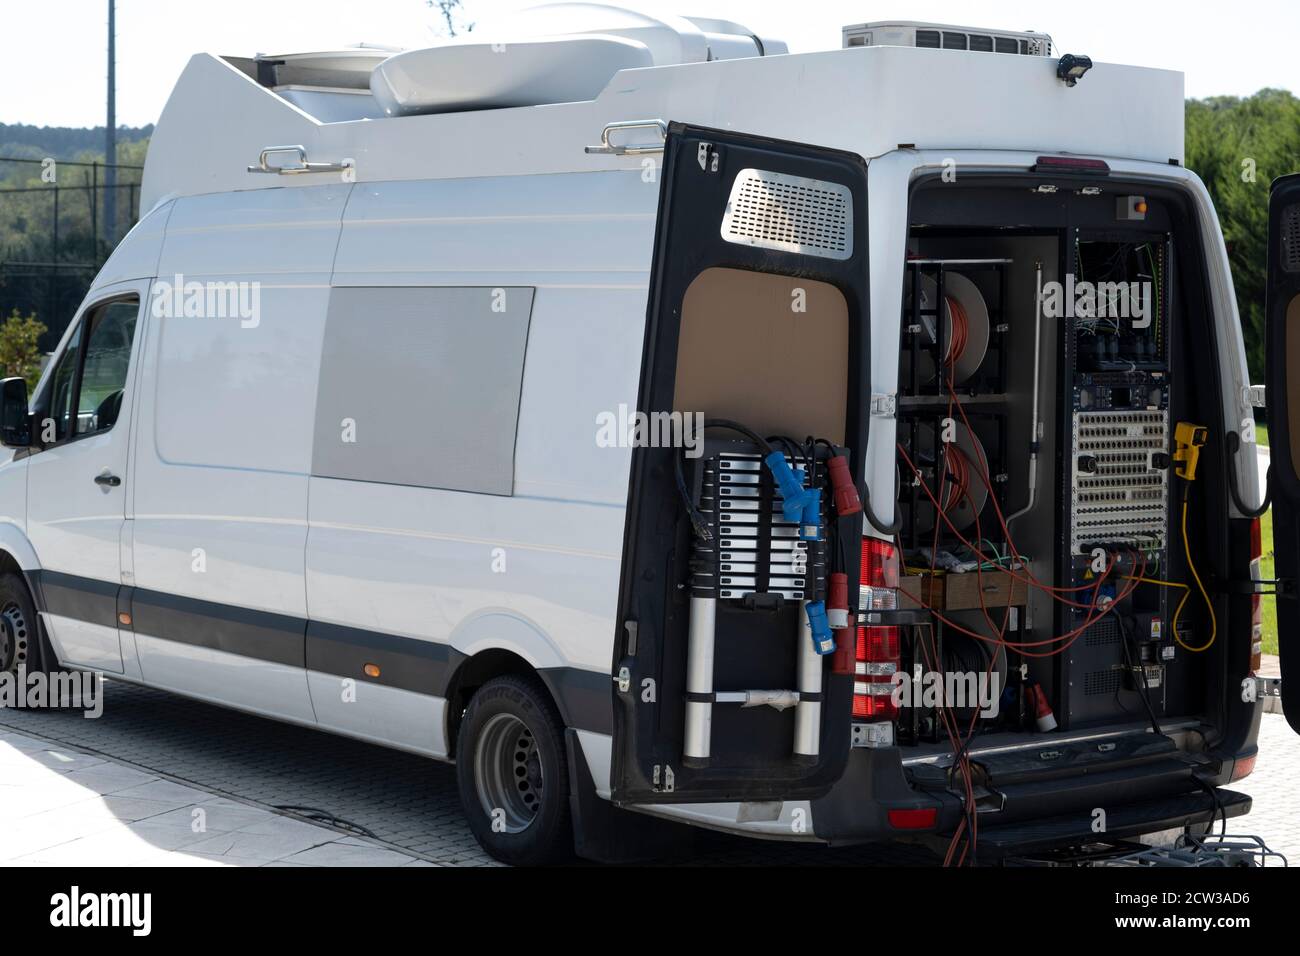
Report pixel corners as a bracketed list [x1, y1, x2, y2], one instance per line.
[1122, 574, 1193, 644]
[1123, 575, 1189, 591]
[1176, 498, 1216, 652]
[1121, 525, 1215, 652]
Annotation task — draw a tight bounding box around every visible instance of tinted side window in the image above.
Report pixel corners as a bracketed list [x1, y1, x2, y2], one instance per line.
[42, 297, 139, 443]
[76, 301, 138, 436]
[312, 286, 534, 495]
[47, 322, 85, 442]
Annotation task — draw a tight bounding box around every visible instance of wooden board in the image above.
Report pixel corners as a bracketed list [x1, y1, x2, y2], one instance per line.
[899, 572, 1026, 611]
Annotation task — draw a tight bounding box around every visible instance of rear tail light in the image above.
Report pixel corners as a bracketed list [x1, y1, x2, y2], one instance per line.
[861, 537, 900, 611]
[1249, 516, 1263, 672]
[854, 537, 901, 723]
[1231, 753, 1257, 782]
[853, 624, 899, 719]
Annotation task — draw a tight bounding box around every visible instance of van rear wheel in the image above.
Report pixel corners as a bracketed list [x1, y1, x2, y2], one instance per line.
[456, 675, 572, 865]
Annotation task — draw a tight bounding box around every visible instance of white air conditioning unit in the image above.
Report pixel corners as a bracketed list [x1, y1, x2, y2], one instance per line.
[842, 21, 1052, 57]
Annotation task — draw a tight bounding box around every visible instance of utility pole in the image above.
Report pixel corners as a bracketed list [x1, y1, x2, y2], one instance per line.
[103, 0, 117, 249]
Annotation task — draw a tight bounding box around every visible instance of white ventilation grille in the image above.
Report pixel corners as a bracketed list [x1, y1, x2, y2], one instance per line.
[720, 169, 853, 261]
[1070, 410, 1169, 552]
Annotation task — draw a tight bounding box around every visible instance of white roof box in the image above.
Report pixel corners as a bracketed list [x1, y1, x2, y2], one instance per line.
[369, 3, 787, 117]
[371, 33, 653, 116]
[481, 3, 787, 63]
[252, 46, 402, 89]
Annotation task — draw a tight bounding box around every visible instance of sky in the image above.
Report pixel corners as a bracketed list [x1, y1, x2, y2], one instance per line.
[3, 0, 1299, 128]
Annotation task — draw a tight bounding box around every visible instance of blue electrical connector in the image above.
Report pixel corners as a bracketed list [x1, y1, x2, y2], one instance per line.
[805, 601, 835, 655]
[764, 451, 811, 523]
[800, 487, 822, 541]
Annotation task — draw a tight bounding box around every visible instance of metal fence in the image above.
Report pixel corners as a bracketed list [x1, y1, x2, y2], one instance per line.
[0, 156, 143, 351]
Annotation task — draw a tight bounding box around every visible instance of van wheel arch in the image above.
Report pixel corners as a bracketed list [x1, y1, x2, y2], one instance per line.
[445, 649, 565, 759]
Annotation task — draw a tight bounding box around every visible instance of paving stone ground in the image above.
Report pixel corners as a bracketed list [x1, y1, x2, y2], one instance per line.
[0, 680, 1294, 866]
[0, 729, 435, 866]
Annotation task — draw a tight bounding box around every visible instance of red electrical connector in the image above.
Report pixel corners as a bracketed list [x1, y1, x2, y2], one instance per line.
[827, 454, 862, 516]
[827, 572, 853, 674]
[1027, 683, 1058, 732]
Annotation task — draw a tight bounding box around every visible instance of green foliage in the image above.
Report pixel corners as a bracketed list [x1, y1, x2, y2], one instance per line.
[1185, 89, 1300, 384]
[0, 129, 150, 258]
[0, 308, 48, 390]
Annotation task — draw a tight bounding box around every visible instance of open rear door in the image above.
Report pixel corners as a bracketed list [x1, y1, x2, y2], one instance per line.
[1264, 173, 1300, 733]
[610, 123, 872, 804]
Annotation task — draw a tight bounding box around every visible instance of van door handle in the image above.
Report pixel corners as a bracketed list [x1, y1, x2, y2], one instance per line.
[94, 472, 122, 487]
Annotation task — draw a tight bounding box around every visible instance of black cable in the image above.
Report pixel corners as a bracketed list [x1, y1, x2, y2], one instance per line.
[674, 449, 712, 542]
[675, 419, 779, 543]
[1191, 777, 1228, 838]
[272, 805, 378, 839]
[863, 479, 903, 535]
[1225, 431, 1272, 519]
[1118, 613, 1163, 737]
[703, 418, 772, 454]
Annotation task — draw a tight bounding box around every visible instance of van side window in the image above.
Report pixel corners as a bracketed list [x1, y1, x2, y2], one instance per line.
[43, 296, 139, 443]
[46, 322, 85, 442]
[75, 300, 139, 436]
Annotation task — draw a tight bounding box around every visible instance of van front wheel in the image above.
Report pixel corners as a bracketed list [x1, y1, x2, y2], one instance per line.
[456, 675, 572, 865]
[0, 573, 39, 675]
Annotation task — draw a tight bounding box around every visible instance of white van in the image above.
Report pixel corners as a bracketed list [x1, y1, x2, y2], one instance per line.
[1, 6, 1293, 865]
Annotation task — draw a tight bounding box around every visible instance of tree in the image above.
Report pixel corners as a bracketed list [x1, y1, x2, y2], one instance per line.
[0, 308, 48, 390]
[1185, 89, 1300, 384]
[426, 0, 473, 37]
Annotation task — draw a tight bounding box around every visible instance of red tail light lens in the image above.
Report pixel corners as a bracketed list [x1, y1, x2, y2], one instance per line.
[1032, 156, 1111, 174]
[854, 624, 899, 720]
[887, 807, 938, 829]
[1231, 753, 1257, 782]
[855, 538, 902, 725]
[857, 625, 900, 661]
[852, 692, 897, 719]
[861, 537, 900, 610]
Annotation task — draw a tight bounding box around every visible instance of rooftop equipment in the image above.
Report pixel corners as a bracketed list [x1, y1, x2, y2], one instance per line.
[842, 21, 1052, 56]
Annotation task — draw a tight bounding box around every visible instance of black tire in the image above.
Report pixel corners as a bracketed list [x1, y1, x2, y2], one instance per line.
[456, 674, 573, 866]
[0, 572, 40, 675]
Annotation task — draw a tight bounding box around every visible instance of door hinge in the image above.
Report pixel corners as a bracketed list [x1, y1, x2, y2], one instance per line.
[697, 142, 719, 173]
[1228, 577, 1295, 596]
[1242, 676, 1281, 702]
[870, 393, 897, 418]
[615, 666, 631, 694]
[1244, 384, 1266, 409]
[652, 764, 675, 792]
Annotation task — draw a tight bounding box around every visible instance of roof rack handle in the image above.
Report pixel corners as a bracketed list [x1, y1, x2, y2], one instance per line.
[247, 145, 353, 175]
[584, 120, 667, 156]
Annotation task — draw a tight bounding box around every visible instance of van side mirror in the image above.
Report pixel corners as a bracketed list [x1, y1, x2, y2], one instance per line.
[0, 377, 32, 448]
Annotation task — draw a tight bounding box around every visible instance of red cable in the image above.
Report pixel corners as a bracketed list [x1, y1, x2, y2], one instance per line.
[897, 441, 1121, 608]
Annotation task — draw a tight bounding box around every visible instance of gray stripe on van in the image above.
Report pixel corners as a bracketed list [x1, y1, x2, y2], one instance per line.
[31, 570, 120, 630]
[27, 571, 611, 734]
[306, 620, 463, 696]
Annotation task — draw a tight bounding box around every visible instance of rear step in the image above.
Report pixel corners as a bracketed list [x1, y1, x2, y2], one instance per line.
[973, 788, 1252, 864]
[912, 732, 1214, 824]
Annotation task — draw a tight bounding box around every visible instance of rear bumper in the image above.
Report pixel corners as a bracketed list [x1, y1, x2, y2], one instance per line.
[969, 788, 1251, 863]
[809, 731, 1249, 852]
